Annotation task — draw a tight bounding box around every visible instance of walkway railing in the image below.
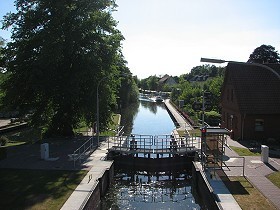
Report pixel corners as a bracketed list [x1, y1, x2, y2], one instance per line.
[222, 156, 245, 177]
[71, 137, 96, 168]
[109, 134, 199, 156]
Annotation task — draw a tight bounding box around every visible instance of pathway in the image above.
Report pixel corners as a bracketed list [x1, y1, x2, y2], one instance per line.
[61, 138, 114, 210]
[164, 99, 193, 131]
[224, 138, 280, 209]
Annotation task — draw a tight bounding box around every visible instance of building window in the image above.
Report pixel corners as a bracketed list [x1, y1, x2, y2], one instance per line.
[231, 89, 234, 102]
[255, 119, 264, 131]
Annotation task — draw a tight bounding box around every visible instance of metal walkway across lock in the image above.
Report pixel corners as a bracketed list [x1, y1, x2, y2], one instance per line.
[108, 134, 200, 156]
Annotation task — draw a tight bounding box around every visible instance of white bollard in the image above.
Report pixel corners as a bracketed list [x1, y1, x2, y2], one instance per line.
[40, 143, 49, 160]
[261, 145, 269, 163]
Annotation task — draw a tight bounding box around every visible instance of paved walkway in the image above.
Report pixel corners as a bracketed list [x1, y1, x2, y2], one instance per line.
[61, 138, 114, 210]
[0, 119, 11, 127]
[224, 138, 280, 209]
[164, 99, 193, 131]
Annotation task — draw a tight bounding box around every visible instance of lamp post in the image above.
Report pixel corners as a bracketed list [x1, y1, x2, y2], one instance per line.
[96, 73, 129, 147]
[200, 57, 280, 80]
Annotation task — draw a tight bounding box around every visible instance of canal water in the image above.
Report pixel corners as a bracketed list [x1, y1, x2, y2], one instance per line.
[100, 100, 201, 209]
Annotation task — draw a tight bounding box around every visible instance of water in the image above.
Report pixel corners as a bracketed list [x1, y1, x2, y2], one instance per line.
[129, 101, 176, 135]
[120, 101, 176, 136]
[101, 100, 201, 209]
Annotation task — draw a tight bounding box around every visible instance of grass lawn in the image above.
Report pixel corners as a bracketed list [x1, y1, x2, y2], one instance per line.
[101, 114, 121, 136]
[2, 128, 42, 147]
[230, 146, 261, 156]
[0, 169, 87, 210]
[224, 176, 276, 210]
[74, 114, 121, 136]
[188, 129, 201, 137]
[175, 129, 203, 138]
[267, 171, 280, 189]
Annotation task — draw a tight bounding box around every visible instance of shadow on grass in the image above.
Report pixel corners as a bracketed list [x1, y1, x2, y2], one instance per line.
[0, 168, 86, 210]
[216, 169, 250, 195]
[265, 162, 278, 172]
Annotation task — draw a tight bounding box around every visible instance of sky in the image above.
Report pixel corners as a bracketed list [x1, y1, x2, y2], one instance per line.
[1, 0, 280, 79]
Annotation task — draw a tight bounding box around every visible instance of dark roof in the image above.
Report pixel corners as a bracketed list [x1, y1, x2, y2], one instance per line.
[225, 62, 280, 114]
[159, 74, 170, 83]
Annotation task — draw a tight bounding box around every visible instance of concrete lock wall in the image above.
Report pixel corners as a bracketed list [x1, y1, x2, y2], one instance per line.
[192, 162, 221, 210]
[83, 163, 114, 210]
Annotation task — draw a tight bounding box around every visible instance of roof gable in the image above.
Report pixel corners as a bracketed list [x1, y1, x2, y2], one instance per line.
[223, 62, 280, 114]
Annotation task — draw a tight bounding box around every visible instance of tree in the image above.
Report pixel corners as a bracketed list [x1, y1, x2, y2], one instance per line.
[116, 55, 139, 108]
[248, 44, 280, 63]
[0, 36, 5, 68]
[1, 0, 125, 136]
[0, 36, 5, 47]
[147, 75, 159, 90]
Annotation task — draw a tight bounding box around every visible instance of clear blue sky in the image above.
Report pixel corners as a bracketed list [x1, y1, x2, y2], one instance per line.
[1, 0, 280, 79]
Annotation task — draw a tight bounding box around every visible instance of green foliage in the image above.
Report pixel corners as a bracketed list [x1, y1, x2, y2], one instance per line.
[267, 171, 280, 189]
[0, 36, 5, 47]
[1, 0, 126, 136]
[183, 64, 225, 81]
[171, 68, 225, 126]
[204, 111, 221, 126]
[117, 57, 139, 108]
[139, 75, 159, 91]
[147, 75, 159, 90]
[248, 44, 280, 63]
[230, 146, 261, 156]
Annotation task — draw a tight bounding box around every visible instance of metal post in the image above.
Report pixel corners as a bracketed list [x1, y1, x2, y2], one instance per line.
[202, 91, 205, 127]
[96, 83, 100, 146]
[243, 157, 245, 177]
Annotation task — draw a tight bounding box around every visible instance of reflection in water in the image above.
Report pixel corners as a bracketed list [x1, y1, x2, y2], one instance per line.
[140, 100, 162, 114]
[121, 100, 175, 135]
[101, 170, 200, 210]
[120, 101, 139, 135]
[102, 100, 200, 209]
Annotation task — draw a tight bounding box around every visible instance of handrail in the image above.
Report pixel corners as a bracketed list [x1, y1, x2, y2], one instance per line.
[72, 137, 96, 168]
[116, 125, 124, 136]
[110, 134, 200, 156]
[222, 156, 245, 177]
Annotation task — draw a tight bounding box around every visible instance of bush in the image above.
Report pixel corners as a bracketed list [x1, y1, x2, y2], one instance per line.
[266, 138, 278, 146]
[0, 136, 8, 146]
[204, 111, 221, 126]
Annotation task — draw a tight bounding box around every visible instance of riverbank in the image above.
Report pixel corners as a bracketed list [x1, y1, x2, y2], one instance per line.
[164, 99, 193, 131]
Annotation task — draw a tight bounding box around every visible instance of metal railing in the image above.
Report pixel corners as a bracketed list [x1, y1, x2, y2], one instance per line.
[110, 134, 200, 154]
[201, 154, 245, 178]
[222, 156, 245, 177]
[71, 137, 96, 168]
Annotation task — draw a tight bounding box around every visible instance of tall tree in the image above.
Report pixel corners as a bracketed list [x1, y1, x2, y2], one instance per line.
[248, 44, 280, 63]
[0, 36, 5, 47]
[1, 0, 124, 136]
[147, 75, 159, 90]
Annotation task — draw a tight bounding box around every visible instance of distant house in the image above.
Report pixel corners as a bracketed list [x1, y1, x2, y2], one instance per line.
[189, 75, 209, 82]
[220, 62, 280, 141]
[158, 74, 177, 86]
